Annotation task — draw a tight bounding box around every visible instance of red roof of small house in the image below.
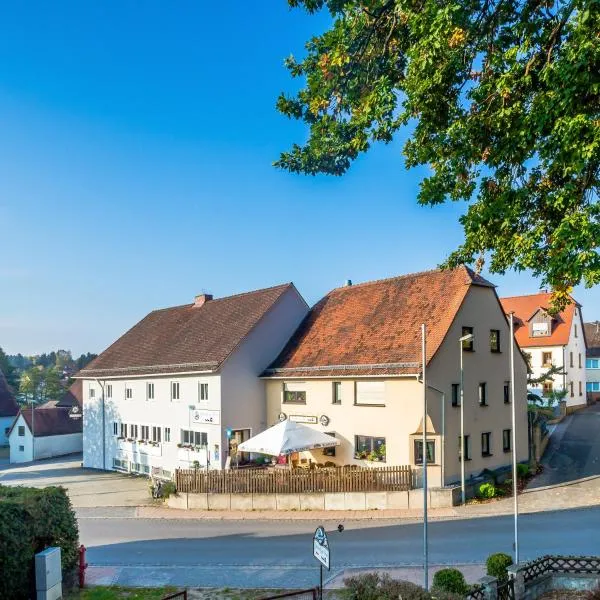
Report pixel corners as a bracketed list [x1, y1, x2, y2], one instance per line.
[77, 283, 300, 378]
[499, 293, 580, 348]
[13, 407, 82, 438]
[264, 266, 495, 378]
[0, 369, 19, 418]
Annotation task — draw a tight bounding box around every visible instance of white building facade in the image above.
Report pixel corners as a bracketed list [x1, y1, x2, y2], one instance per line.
[77, 284, 309, 477]
[501, 294, 587, 411]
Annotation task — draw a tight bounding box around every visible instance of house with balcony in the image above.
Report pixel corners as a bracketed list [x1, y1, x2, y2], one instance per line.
[75, 283, 308, 476]
[262, 267, 528, 487]
[500, 293, 587, 411]
[585, 321, 600, 402]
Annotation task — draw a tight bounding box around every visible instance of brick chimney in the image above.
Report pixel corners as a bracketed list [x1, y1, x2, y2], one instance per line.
[194, 293, 213, 307]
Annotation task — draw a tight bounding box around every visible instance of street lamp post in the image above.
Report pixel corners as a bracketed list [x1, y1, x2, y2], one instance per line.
[509, 312, 519, 563]
[459, 333, 473, 505]
[421, 323, 428, 591]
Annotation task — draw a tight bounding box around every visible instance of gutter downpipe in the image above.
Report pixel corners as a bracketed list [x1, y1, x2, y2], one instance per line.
[95, 379, 106, 470]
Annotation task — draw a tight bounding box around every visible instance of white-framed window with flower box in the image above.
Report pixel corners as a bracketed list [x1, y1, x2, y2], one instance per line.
[140, 425, 150, 442]
[179, 429, 208, 449]
[151, 426, 162, 444]
[354, 435, 386, 462]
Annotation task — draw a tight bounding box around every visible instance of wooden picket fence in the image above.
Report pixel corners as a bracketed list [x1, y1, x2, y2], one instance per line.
[175, 464, 413, 494]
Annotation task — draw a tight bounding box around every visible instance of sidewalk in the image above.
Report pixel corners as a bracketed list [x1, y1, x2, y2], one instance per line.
[123, 474, 600, 521]
[86, 562, 486, 590]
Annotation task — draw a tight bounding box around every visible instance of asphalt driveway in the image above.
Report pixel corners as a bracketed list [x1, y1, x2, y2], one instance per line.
[0, 454, 150, 507]
[529, 402, 600, 488]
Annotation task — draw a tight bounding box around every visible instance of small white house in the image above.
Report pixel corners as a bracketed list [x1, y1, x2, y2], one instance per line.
[0, 369, 19, 447]
[8, 407, 83, 463]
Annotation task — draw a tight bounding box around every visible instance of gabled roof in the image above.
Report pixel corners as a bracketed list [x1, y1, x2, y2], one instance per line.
[56, 380, 83, 408]
[264, 266, 495, 378]
[0, 369, 19, 418]
[500, 293, 580, 348]
[77, 283, 299, 378]
[11, 407, 82, 438]
[585, 322, 600, 357]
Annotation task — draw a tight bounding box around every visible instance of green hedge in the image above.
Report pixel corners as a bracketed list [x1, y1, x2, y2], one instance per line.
[0, 485, 79, 599]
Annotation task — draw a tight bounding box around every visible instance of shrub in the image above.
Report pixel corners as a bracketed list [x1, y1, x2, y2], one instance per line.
[343, 572, 431, 600]
[432, 568, 469, 595]
[477, 483, 497, 499]
[0, 485, 79, 599]
[517, 464, 530, 478]
[486, 552, 513, 582]
[161, 481, 177, 498]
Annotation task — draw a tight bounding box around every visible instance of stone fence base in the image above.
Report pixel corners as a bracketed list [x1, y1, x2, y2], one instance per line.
[167, 486, 461, 511]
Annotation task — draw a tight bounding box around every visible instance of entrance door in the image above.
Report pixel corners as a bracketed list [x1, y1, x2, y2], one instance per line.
[229, 429, 251, 465]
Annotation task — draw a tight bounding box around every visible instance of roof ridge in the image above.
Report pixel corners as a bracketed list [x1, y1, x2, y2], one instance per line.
[327, 267, 451, 294]
[150, 282, 293, 313]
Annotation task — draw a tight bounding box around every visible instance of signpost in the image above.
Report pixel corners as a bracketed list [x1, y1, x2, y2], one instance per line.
[313, 526, 330, 599]
[68, 406, 82, 420]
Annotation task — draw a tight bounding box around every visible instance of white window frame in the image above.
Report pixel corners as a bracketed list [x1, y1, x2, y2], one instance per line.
[354, 381, 386, 406]
[125, 386, 133, 399]
[106, 384, 113, 398]
[199, 382, 209, 402]
[89, 387, 95, 399]
[147, 382, 155, 401]
[171, 381, 180, 401]
[164, 427, 171, 443]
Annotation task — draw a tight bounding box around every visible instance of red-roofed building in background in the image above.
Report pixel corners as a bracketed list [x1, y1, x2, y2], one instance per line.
[263, 267, 529, 487]
[0, 369, 19, 446]
[584, 321, 600, 402]
[500, 293, 587, 412]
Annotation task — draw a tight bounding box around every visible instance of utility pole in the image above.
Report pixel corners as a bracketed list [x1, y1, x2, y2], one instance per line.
[421, 323, 428, 590]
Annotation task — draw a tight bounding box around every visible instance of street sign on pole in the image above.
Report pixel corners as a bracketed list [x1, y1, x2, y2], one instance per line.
[68, 406, 82, 420]
[313, 526, 330, 570]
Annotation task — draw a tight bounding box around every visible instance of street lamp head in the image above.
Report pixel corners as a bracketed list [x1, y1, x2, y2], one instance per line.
[459, 334, 474, 342]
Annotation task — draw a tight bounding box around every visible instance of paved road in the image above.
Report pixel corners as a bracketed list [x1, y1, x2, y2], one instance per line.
[80, 507, 600, 588]
[530, 403, 600, 488]
[0, 455, 149, 507]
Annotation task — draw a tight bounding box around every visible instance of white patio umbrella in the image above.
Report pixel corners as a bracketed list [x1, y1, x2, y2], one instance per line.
[237, 420, 340, 456]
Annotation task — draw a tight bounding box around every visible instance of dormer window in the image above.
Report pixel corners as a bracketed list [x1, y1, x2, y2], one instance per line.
[532, 321, 550, 336]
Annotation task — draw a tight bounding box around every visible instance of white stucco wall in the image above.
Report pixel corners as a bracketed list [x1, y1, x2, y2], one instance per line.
[83, 374, 222, 473]
[220, 285, 310, 463]
[9, 414, 32, 463]
[34, 433, 82, 460]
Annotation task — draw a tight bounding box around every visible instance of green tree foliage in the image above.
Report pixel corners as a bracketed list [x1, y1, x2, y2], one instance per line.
[19, 366, 63, 404]
[432, 568, 469, 595]
[0, 485, 79, 599]
[277, 0, 600, 307]
[486, 552, 513, 582]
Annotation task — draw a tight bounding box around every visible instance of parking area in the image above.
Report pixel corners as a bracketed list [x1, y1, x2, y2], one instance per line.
[0, 454, 150, 507]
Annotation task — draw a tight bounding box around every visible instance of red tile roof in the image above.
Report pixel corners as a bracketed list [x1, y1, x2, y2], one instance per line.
[16, 407, 82, 437]
[264, 267, 494, 377]
[56, 380, 83, 408]
[499, 293, 579, 348]
[0, 369, 19, 418]
[585, 322, 600, 357]
[78, 283, 298, 378]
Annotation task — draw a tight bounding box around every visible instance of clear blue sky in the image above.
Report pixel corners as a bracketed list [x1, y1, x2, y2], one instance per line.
[1, 2, 598, 356]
